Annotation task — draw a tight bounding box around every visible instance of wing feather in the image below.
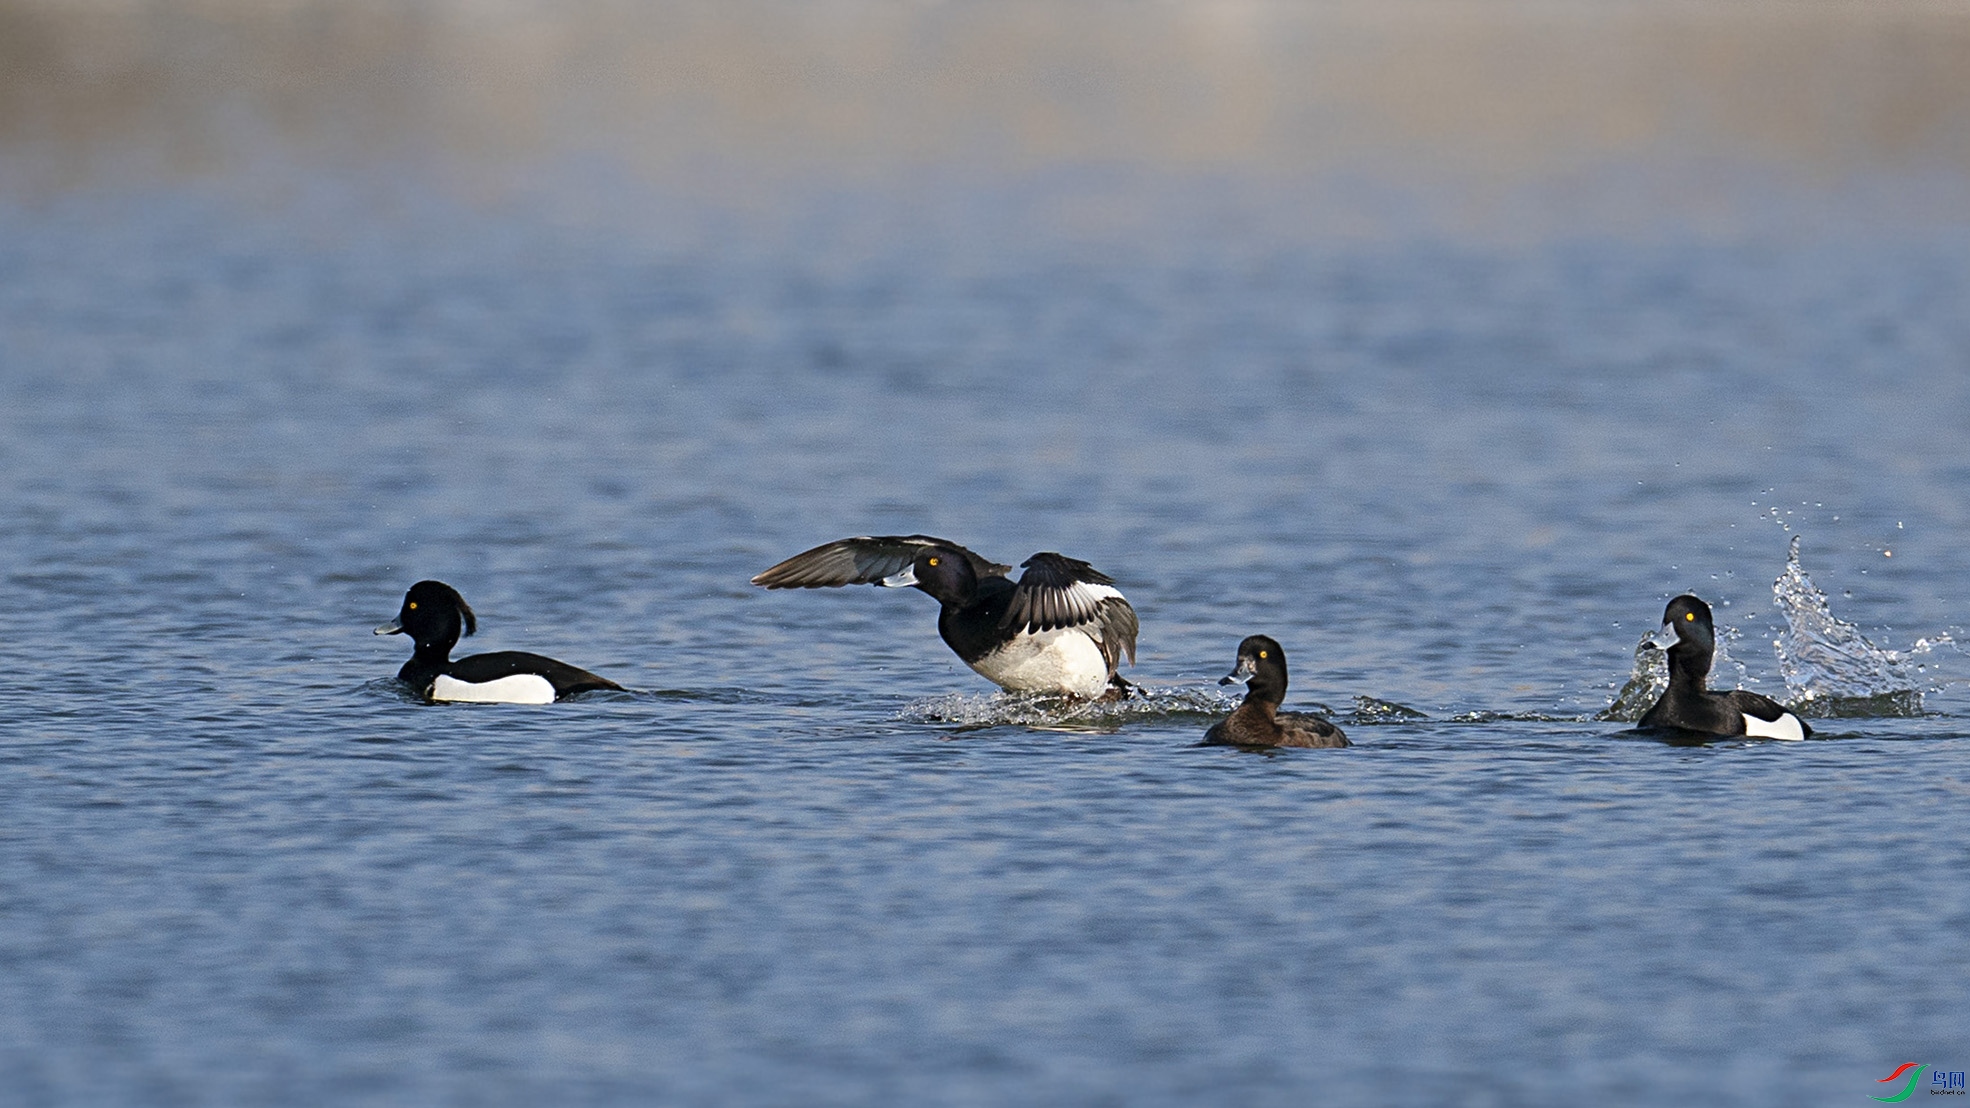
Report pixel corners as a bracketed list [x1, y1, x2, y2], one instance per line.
[1002, 552, 1139, 671]
[751, 535, 1010, 588]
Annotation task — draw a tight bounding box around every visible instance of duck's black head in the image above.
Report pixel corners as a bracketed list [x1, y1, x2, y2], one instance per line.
[1648, 593, 1715, 677]
[879, 545, 978, 607]
[1220, 634, 1289, 705]
[375, 580, 476, 654]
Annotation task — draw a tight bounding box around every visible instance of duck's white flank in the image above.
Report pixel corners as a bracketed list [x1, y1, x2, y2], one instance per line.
[431, 673, 556, 705]
[967, 626, 1110, 697]
[1743, 711, 1807, 741]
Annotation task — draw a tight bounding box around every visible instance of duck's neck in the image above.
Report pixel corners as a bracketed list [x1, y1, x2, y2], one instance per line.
[1235, 697, 1279, 726]
[1666, 644, 1711, 692]
[410, 631, 457, 667]
[397, 639, 454, 689]
[1241, 670, 1287, 714]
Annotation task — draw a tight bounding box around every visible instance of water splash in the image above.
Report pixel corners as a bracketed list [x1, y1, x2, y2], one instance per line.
[1772, 536, 1924, 716]
[902, 686, 1428, 731]
[1595, 637, 1665, 723]
[1350, 696, 1430, 723]
[1451, 709, 1591, 723]
[902, 684, 1238, 731]
[1596, 626, 1749, 723]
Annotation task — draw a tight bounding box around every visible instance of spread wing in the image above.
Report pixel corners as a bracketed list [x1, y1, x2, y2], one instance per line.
[750, 535, 1011, 589]
[1001, 552, 1139, 670]
[1724, 690, 1813, 738]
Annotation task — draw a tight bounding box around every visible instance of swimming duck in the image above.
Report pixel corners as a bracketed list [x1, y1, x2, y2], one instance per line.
[1204, 635, 1350, 748]
[1638, 594, 1809, 740]
[375, 580, 622, 704]
[751, 535, 1138, 698]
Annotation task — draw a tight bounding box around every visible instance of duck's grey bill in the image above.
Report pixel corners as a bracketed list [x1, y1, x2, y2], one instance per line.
[880, 567, 918, 588]
[1219, 657, 1256, 685]
[1645, 622, 1679, 650]
[374, 618, 404, 636]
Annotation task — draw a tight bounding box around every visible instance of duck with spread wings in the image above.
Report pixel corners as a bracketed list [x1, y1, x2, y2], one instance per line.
[751, 535, 1139, 699]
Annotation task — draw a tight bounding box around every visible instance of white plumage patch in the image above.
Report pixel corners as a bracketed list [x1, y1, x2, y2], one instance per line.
[1074, 584, 1127, 623]
[1005, 580, 1125, 635]
[431, 673, 556, 705]
[1743, 711, 1807, 741]
[966, 627, 1111, 697]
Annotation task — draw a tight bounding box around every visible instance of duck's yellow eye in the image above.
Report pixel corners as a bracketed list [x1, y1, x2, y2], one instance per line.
[927, 557, 939, 567]
[1685, 612, 1695, 622]
[408, 601, 418, 610]
[1258, 650, 1268, 659]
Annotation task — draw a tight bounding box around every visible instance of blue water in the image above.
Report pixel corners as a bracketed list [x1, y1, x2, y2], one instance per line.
[5, 7, 1970, 1105]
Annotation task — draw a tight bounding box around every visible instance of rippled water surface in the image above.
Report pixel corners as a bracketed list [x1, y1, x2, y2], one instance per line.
[4, 4, 1970, 1105]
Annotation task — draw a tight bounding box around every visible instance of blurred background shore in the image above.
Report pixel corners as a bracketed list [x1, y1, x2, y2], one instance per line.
[4, 0, 1969, 238]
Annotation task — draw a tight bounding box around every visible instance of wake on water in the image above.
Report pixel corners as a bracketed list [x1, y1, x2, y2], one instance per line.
[902, 684, 1240, 730]
[901, 687, 1434, 731]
